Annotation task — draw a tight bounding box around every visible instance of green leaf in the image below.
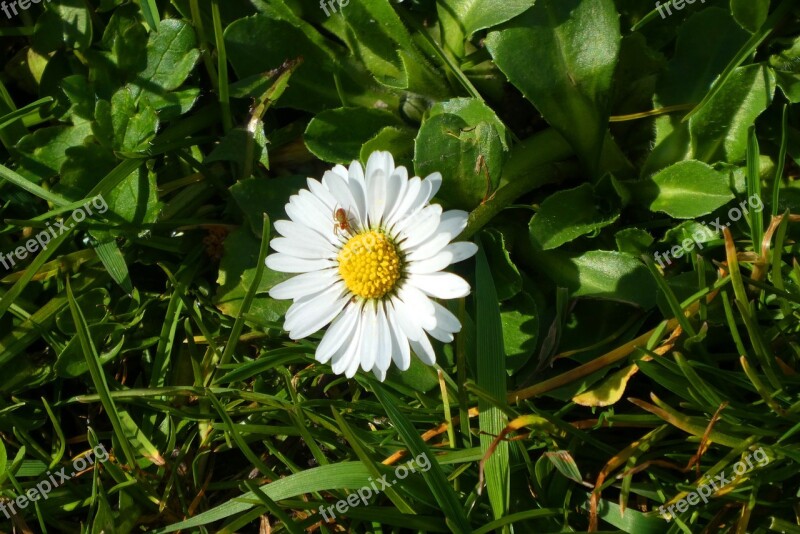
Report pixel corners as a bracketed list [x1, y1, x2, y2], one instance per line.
[360, 126, 416, 170]
[731, 0, 770, 32]
[481, 228, 521, 301]
[529, 183, 620, 250]
[475, 236, 509, 520]
[689, 64, 775, 163]
[214, 227, 289, 322]
[230, 176, 307, 238]
[224, 15, 344, 113]
[33, 0, 93, 53]
[415, 113, 503, 210]
[135, 19, 200, 96]
[14, 122, 93, 182]
[339, 0, 448, 96]
[532, 250, 657, 309]
[501, 291, 538, 373]
[102, 166, 160, 226]
[486, 0, 620, 174]
[305, 107, 401, 164]
[94, 87, 160, 155]
[644, 8, 748, 174]
[643, 160, 734, 218]
[430, 97, 509, 150]
[442, 0, 537, 37]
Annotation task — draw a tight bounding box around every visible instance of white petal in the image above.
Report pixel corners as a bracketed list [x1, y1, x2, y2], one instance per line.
[284, 283, 348, 338]
[409, 272, 471, 299]
[331, 320, 362, 375]
[372, 367, 387, 381]
[269, 268, 339, 300]
[323, 170, 365, 229]
[427, 327, 454, 343]
[429, 300, 462, 334]
[269, 237, 335, 260]
[347, 161, 368, 227]
[382, 166, 407, 223]
[307, 178, 338, 211]
[406, 211, 470, 260]
[386, 176, 421, 230]
[285, 195, 335, 242]
[409, 333, 436, 366]
[407, 242, 478, 274]
[375, 303, 393, 372]
[316, 301, 360, 364]
[386, 301, 411, 371]
[396, 205, 443, 249]
[392, 297, 425, 342]
[423, 172, 442, 201]
[359, 304, 379, 372]
[397, 285, 436, 330]
[266, 254, 336, 273]
[365, 151, 394, 183]
[274, 220, 338, 249]
[367, 168, 388, 227]
[331, 164, 350, 181]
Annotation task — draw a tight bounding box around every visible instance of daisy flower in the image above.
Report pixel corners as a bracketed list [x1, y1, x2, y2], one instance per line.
[265, 151, 477, 381]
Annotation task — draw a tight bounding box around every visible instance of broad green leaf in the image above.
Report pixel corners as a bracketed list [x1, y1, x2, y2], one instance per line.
[644, 9, 748, 174]
[731, 0, 770, 33]
[94, 87, 160, 155]
[305, 108, 401, 164]
[481, 229, 521, 301]
[14, 122, 93, 182]
[644, 160, 734, 218]
[360, 126, 416, 170]
[430, 97, 509, 149]
[102, 166, 160, 226]
[225, 15, 345, 113]
[441, 0, 537, 37]
[230, 176, 308, 238]
[529, 183, 620, 250]
[415, 113, 503, 210]
[690, 64, 776, 163]
[615, 228, 654, 256]
[486, 0, 620, 174]
[532, 250, 657, 309]
[501, 291, 538, 373]
[339, 0, 448, 96]
[135, 19, 200, 95]
[214, 227, 289, 321]
[33, 0, 93, 52]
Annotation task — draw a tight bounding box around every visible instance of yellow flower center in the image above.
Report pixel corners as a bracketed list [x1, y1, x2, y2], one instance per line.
[338, 231, 401, 299]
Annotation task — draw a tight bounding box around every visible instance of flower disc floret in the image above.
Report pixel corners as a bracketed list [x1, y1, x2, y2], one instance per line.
[337, 231, 400, 299]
